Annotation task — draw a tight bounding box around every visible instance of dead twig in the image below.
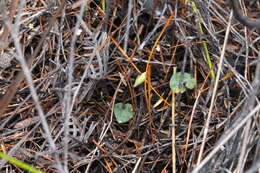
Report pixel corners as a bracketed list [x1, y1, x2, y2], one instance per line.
[0, 1, 65, 116]
[229, 0, 260, 28]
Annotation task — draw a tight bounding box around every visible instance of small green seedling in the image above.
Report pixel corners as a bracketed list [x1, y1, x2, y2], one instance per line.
[0, 152, 42, 173]
[101, 0, 106, 11]
[133, 72, 146, 87]
[114, 103, 134, 123]
[169, 71, 195, 172]
[170, 72, 195, 93]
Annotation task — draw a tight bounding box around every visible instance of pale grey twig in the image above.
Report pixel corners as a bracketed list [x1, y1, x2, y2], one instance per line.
[4, 0, 50, 146]
[196, 10, 233, 165]
[63, 1, 87, 172]
[132, 157, 142, 173]
[138, 5, 167, 51]
[123, 0, 133, 52]
[229, 0, 260, 28]
[192, 102, 260, 172]
[245, 159, 260, 173]
[3, 0, 64, 171]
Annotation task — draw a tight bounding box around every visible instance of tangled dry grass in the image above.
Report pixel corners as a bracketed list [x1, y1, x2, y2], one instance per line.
[0, 0, 259, 172]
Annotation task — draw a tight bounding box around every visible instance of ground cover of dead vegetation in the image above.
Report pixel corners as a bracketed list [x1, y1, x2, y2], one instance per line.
[0, 0, 259, 172]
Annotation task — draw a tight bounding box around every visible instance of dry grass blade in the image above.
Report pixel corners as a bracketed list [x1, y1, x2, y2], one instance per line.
[196, 10, 233, 165]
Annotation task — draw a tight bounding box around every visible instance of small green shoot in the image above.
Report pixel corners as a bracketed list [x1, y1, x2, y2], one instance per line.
[191, 1, 215, 81]
[169, 70, 195, 173]
[0, 152, 42, 173]
[101, 0, 106, 11]
[170, 72, 195, 94]
[133, 72, 146, 87]
[114, 103, 134, 123]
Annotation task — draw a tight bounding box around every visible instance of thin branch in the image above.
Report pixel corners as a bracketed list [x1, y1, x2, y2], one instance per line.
[229, 0, 260, 28]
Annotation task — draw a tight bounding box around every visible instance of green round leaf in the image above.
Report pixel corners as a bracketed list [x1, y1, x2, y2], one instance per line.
[114, 103, 133, 123]
[170, 72, 186, 93]
[183, 73, 195, 89]
[170, 72, 195, 93]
